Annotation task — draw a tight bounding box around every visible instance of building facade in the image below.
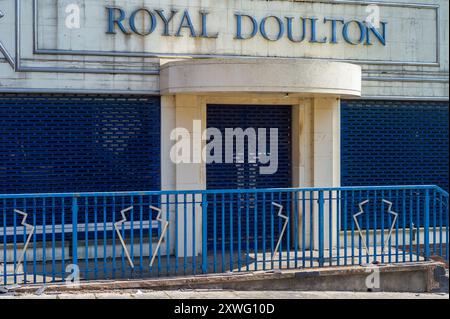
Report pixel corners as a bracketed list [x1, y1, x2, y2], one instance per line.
[0, 0, 448, 266]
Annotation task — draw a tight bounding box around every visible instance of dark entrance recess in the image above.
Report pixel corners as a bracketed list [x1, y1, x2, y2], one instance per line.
[206, 104, 292, 250]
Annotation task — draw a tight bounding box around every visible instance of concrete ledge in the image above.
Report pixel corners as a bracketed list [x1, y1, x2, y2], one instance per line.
[10, 262, 446, 294]
[160, 58, 361, 97]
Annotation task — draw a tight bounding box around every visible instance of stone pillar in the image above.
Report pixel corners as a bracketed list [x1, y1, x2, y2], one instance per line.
[312, 97, 341, 250]
[292, 99, 314, 249]
[169, 94, 206, 257]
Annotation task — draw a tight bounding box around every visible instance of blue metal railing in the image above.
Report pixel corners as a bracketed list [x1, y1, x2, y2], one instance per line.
[1, 185, 448, 286]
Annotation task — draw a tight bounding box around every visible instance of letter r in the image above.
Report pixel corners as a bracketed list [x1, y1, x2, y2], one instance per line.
[106, 7, 130, 34]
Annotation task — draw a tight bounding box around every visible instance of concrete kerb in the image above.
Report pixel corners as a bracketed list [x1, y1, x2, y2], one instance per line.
[4, 261, 446, 294]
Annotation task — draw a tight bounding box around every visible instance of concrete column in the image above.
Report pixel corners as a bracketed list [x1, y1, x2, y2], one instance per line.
[171, 94, 206, 257]
[160, 95, 176, 257]
[293, 99, 314, 249]
[313, 97, 341, 188]
[312, 97, 341, 250]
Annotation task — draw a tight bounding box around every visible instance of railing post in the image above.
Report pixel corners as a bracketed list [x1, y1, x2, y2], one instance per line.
[424, 189, 430, 261]
[202, 194, 208, 274]
[72, 196, 78, 267]
[318, 191, 324, 267]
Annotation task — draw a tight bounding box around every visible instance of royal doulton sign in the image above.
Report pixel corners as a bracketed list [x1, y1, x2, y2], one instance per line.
[106, 7, 387, 46]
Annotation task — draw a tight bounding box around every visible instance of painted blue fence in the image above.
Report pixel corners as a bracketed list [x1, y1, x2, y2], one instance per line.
[1, 185, 448, 286]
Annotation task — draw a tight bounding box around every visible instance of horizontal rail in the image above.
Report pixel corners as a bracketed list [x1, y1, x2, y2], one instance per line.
[0, 185, 447, 199]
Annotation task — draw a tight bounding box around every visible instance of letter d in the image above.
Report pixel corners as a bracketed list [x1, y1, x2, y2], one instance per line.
[235, 14, 258, 40]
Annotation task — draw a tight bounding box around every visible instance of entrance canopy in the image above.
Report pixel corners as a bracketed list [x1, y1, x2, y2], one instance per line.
[160, 58, 361, 98]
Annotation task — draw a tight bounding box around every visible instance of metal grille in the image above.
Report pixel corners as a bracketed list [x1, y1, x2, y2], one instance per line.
[206, 104, 292, 249]
[0, 94, 161, 227]
[341, 100, 449, 227]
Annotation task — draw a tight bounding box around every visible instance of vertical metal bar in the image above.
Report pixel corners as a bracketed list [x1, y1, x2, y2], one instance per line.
[373, 191, 377, 262]
[433, 189, 437, 256]
[130, 195, 135, 275]
[237, 193, 242, 272]
[71, 197, 78, 273]
[387, 190, 392, 263]
[103, 196, 107, 278]
[42, 198, 47, 284]
[318, 191, 324, 267]
[138, 196, 143, 273]
[262, 192, 267, 271]
[329, 191, 333, 267]
[416, 191, 421, 262]
[286, 192, 291, 269]
[365, 190, 370, 264]
[336, 191, 340, 266]
[192, 194, 196, 275]
[23, 198, 26, 283]
[120, 197, 126, 277]
[85, 197, 89, 280]
[229, 193, 233, 272]
[409, 190, 413, 262]
[446, 196, 449, 261]
[402, 190, 406, 263]
[202, 193, 208, 274]
[175, 194, 179, 274]
[439, 192, 443, 257]
[309, 191, 314, 268]
[246, 193, 250, 272]
[51, 197, 55, 282]
[294, 192, 299, 269]
[61, 198, 65, 282]
[269, 192, 274, 270]
[213, 193, 216, 273]
[158, 195, 162, 275]
[94, 196, 98, 280]
[184, 194, 187, 274]
[13, 198, 17, 284]
[112, 196, 116, 278]
[395, 190, 399, 263]
[343, 191, 348, 266]
[2, 199, 6, 285]
[357, 190, 362, 265]
[351, 191, 355, 265]
[424, 189, 430, 261]
[254, 192, 258, 271]
[32, 198, 36, 284]
[381, 190, 385, 263]
[221, 193, 225, 273]
[165, 195, 170, 274]
[302, 191, 306, 268]
[278, 192, 282, 269]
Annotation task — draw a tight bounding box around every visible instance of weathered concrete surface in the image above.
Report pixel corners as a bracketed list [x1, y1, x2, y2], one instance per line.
[160, 59, 361, 97]
[4, 262, 446, 294]
[0, 290, 448, 300]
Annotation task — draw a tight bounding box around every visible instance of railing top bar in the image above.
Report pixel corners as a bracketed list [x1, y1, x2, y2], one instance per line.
[0, 185, 446, 199]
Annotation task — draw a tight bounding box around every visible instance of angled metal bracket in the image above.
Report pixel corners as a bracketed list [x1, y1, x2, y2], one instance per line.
[14, 209, 35, 273]
[149, 205, 170, 268]
[272, 202, 289, 260]
[353, 200, 371, 256]
[114, 206, 135, 269]
[353, 199, 398, 258]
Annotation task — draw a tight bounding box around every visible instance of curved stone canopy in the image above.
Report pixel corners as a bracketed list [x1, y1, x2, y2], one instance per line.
[160, 58, 361, 98]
